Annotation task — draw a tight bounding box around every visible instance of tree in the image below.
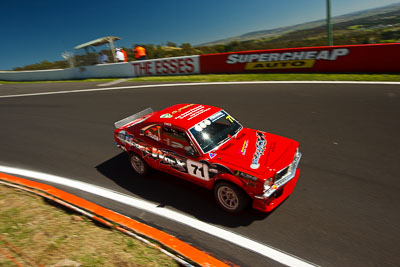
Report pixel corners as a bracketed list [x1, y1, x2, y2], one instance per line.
[180, 43, 196, 55]
[13, 60, 68, 71]
[166, 41, 177, 47]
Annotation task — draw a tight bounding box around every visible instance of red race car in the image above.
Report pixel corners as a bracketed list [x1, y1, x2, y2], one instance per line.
[114, 104, 301, 213]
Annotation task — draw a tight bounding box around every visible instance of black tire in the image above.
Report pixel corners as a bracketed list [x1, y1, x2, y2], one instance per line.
[214, 181, 249, 214]
[129, 153, 149, 176]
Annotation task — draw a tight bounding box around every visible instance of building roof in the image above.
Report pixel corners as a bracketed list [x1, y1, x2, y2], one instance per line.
[74, 36, 121, 50]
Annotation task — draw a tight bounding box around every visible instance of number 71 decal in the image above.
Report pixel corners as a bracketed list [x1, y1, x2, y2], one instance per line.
[187, 159, 210, 180]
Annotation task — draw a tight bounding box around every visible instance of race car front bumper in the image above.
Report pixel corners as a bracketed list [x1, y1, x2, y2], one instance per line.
[252, 152, 302, 212]
[252, 169, 300, 212]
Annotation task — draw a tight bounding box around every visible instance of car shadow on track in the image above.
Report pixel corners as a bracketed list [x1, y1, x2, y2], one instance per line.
[96, 153, 275, 227]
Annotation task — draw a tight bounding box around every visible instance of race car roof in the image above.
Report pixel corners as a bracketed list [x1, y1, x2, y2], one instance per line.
[148, 104, 222, 130]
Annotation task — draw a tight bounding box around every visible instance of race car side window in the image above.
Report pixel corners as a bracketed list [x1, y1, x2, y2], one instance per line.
[143, 125, 162, 142]
[162, 127, 196, 154]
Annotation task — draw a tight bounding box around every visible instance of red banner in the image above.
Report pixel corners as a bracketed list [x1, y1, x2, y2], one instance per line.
[131, 56, 199, 76]
[199, 43, 400, 73]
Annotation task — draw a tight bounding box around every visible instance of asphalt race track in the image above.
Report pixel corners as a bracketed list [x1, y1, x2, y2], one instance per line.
[0, 81, 399, 266]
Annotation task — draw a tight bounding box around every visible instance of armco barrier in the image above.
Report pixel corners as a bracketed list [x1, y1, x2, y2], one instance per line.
[199, 43, 400, 74]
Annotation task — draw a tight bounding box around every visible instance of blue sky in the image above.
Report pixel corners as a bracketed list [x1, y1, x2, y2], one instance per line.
[1, 0, 399, 70]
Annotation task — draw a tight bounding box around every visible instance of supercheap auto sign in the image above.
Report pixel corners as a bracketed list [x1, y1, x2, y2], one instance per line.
[227, 48, 349, 70]
[200, 44, 400, 73]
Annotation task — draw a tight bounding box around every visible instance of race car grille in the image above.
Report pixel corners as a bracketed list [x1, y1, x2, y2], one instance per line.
[258, 151, 301, 199]
[276, 166, 290, 181]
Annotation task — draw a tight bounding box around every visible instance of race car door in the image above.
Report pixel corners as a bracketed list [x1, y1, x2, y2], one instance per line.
[161, 126, 210, 186]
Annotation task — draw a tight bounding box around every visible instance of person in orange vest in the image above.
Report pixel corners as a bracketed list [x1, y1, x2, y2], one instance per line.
[134, 45, 146, 60]
[120, 48, 128, 62]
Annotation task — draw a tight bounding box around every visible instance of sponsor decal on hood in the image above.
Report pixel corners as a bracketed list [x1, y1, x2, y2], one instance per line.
[160, 113, 173, 118]
[250, 132, 267, 169]
[209, 151, 217, 159]
[240, 140, 249, 156]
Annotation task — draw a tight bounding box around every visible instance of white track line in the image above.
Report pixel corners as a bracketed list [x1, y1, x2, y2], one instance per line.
[97, 78, 129, 87]
[0, 165, 318, 267]
[0, 81, 400, 99]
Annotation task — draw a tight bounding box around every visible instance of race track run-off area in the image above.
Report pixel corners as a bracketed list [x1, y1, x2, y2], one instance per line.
[0, 81, 399, 267]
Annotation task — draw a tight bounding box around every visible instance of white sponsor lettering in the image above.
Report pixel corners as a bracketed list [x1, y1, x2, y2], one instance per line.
[146, 132, 160, 141]
[269, 53, 280, 61]
[260, 54, 269, 61]
[175, 105, 211, 120]
[329, 48, 349, 60]
[316, 50, 330, 60]
[227, 54, 238, 64]
[304, 51, 317, 60]
[250, 132, 267, 169]
[291, 52, 305, 60]
[226, 48, 350, 64]
[280, 52, 291, 61]
[249, 54, 259, 62]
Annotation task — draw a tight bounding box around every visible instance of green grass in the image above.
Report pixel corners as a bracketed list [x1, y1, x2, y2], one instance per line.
[128, 73, 400, 82]
[0, 184, 178, 267]
[0, 78, 117, 84]
[1, 73, 400, 84]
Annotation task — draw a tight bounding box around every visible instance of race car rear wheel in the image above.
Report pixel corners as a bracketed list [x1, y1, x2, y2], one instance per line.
[214, 182, 249, 214]
[129, 153, 149, 176]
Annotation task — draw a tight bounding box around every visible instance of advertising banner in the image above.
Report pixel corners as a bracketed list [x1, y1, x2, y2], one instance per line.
[199, 44, 400, 73]
[131, 56, 200, 77]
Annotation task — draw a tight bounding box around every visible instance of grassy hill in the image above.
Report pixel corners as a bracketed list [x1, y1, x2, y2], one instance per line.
[199, 3, 400, 46]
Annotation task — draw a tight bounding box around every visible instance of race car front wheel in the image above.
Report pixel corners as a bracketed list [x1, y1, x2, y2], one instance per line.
[129, 153, 149, 176]
[214, 182, 249, 214]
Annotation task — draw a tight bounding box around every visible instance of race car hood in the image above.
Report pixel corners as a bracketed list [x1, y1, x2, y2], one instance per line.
[211, 128, 298, 176]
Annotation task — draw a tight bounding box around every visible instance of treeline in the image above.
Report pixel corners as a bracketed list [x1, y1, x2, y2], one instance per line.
[13, 60, 69, 71]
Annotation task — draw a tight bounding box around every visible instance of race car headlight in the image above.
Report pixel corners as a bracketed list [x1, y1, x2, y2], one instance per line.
[264, 177, 274, 191]
[234, 171, 258, 182]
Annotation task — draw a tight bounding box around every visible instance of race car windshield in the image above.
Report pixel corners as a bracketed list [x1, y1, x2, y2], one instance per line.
[189, 110, 242, 153]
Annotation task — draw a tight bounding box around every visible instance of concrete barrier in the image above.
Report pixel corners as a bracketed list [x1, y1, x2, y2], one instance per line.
[0, 64, 134, 81]
[0, 56, 200, 81]
[72, 63, 135, 79]
[0, 68, 74, 81]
